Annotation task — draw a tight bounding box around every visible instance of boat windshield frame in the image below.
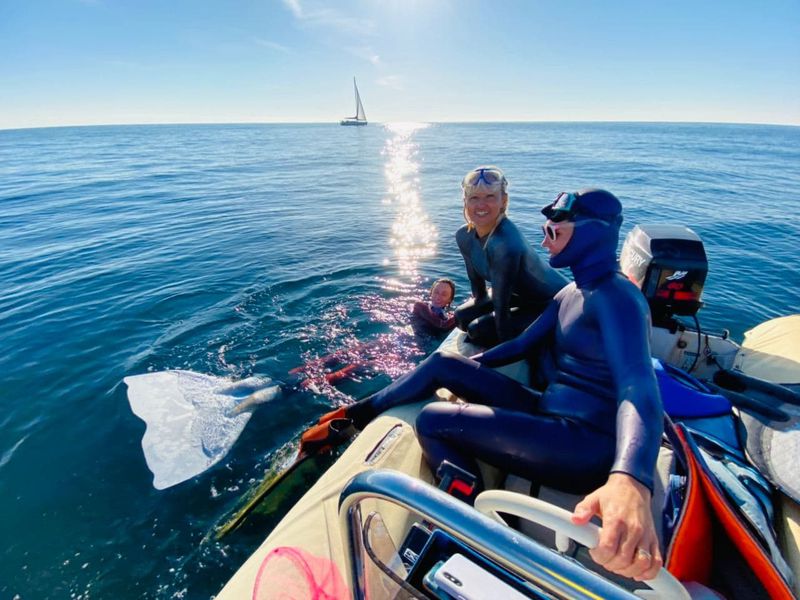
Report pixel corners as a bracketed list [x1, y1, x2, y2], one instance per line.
[339, 469, 640, 600]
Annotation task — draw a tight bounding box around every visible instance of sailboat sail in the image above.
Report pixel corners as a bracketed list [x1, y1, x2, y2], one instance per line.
[355, 79, 366, 121]
[341, 77, 367, 126]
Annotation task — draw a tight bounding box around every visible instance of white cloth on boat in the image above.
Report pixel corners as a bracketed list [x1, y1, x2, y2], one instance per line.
[735, 314, 800, 384]
[737, 402, 800, 504]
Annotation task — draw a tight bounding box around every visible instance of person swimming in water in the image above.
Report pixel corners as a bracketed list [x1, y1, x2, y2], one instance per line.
[454, 166, 567, 346]
[306, 189, 663, 582]
[291, 277, 457, 389]
[411, 278, 456, 332]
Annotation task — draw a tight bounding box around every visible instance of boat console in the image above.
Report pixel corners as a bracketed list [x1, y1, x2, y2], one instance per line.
[339, 469, 689, 599]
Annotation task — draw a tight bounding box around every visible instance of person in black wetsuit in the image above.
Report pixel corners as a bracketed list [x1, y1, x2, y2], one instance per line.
[307, 189, 663, 582]
[454, 166, 567, 346]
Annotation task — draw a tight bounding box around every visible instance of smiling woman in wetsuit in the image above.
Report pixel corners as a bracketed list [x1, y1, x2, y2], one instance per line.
[454, 166, 567, 346]
[308, 189, 663, 582]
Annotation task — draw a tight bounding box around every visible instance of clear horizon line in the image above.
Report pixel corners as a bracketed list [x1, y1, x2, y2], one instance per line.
[2, 118, 798, 133]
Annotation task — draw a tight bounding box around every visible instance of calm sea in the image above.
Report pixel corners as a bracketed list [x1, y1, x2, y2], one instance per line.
[1, 122, 798, 598]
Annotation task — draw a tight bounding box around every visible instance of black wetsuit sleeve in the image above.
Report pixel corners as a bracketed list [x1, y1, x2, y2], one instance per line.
[486, 240, 522, 342]
[465, 255, 488, 302]
[593, 289, 663, 492]
[468, 271, 488, 302]
[456, 229, 488, 302]
[475, 301, 558, 367]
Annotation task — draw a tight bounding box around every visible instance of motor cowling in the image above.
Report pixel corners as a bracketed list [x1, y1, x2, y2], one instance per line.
[620, 224, 708, 325]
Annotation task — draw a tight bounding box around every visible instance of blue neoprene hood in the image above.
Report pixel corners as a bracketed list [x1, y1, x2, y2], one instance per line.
[548, 189, 623, 286]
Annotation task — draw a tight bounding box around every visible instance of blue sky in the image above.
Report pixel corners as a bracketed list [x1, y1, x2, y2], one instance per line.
[1, 0, 798, 129]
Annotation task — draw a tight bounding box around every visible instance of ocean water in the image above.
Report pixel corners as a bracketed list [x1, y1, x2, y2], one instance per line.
[1, 122, 798, 598]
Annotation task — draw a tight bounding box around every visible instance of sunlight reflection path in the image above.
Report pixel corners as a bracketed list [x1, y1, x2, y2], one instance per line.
[292, 123, 441, 401]
[382, 122, 436, 280]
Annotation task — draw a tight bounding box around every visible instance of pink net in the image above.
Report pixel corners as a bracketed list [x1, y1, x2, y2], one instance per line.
[252, 546, 350, 600]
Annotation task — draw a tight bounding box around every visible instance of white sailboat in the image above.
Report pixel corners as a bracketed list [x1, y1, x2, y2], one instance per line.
[340, 77, 367, 126]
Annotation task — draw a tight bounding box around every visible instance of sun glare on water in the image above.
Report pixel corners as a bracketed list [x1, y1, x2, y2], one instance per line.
[382, 122, 436, 279]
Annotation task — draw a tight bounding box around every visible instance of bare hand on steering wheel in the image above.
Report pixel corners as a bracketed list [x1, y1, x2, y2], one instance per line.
[571, 472, 663, 581]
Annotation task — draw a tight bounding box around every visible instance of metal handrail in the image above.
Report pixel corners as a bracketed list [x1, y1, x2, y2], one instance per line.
[339, 469, 639, 600]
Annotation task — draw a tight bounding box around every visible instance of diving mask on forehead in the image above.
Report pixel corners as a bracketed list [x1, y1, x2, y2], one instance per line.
[462, 167, 506, 190]
[541, 189, 622, 226]
[541, 192, 580, 222]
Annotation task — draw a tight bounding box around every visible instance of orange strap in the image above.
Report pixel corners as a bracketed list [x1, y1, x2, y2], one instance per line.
[670, 426, 794, 599]
[664, 427, 713, 583]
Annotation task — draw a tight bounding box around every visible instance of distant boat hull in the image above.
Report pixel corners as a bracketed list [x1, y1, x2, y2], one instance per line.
[340, 118, 367, 126]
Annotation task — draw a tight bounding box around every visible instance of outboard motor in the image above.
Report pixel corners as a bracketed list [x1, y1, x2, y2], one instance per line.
[620, 224, 708, 328]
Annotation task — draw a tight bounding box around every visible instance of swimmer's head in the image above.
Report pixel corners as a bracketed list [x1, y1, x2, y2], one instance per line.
[462, 166, 509, 231]
[430, 278, 456, 308]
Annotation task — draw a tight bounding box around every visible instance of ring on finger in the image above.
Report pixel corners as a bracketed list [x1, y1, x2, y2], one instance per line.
[636, 547, 652, 561]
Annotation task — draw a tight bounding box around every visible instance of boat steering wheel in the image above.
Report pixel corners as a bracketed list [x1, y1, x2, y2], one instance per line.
[474, 490, 690, 600]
